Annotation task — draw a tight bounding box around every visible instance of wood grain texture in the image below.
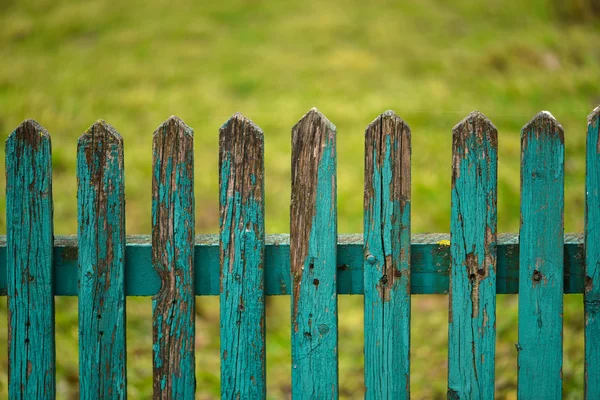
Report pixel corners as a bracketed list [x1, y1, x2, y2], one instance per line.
[448, 111, 497, 399]
[219, 113, 266, 399]
[363, 111, 411, 399]
[585, 105, 600, 399]
[518, 111, 564, 399]
[77, 121, 126, 399]
[290, 108, 338, 398]
[5, 119, 55, 399]
[151, 116, 195, 399]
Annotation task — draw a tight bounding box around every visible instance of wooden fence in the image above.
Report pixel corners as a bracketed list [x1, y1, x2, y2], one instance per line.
[1, 106, 600, 399]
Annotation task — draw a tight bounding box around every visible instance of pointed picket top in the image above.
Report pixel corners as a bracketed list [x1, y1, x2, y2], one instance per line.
[79, 120, 123, 145]
[588, 105, 600, 125]
[522, 111, 564, 141]
[8, 119, 50, 146]
[220, 112, 263, 139]
[153, 115, 193, 138]
[292, 107, 336, 133]
[452, 111, 497, 139]
[366, 110, 409, 132]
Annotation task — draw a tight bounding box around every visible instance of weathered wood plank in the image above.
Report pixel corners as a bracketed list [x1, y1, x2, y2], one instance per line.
[585, 105, 600, 399]
[6, 120, 55, 398]
[219, 113, 266, 398]
[363, 111, 411, 399]
[77, 121, 126, 399]
[447, 111, 497, 399]
[151, 116, 195, 399]
[518, 111, 564, 399]
[290, 108, 338, 398]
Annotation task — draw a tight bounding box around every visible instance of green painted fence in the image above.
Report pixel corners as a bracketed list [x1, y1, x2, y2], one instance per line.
[2, 107, 600, 398]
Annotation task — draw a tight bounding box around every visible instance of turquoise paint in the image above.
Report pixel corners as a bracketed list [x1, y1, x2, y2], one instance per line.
[363, 111, 411, 399]
[77, 121, 126, 399]
[448, 112, 497, 399]
[291, 109, 338, 398]
[585, 106, 600, 398]
[5, 120, 55, 398]
[151, 116, 195, 399]
[219, 113, 266, 399]
[0, 234, 586, 296]
[518, 111, 564, 399]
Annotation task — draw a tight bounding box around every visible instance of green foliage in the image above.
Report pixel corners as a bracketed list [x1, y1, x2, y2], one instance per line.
[0, 0, 598, 397]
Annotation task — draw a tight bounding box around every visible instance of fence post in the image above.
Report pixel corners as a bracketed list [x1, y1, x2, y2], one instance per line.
[77, 120, 126, 399]
[6, 120, 55, 398]
[447, 111, 498, 399]
[518, 111, 564, 399]
[151, 116, 195, 399]
[585, 105, 600, 399]
[219, 113, 266, 398]
[290, 108, 338, 398]
[363, 110, 411, 399]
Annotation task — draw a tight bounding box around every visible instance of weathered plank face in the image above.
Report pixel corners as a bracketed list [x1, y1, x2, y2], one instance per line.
[448, 111, 498, 399]
[151, 116, 196, 399]
[77, 120, 126, 399]
[363, 110, 411, 399]
[6, 119, 55, 399]
[518, 111, 564, 399]
[219, 113, 266, 399]
[290, 108, 338, 398]
[585, 105, 600, 398]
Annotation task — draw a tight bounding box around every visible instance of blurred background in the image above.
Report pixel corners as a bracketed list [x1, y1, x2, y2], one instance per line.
[0, 0, 599, 398]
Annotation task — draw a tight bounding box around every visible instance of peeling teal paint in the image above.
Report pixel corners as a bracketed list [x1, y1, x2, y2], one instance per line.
[291, 109, 338, 399]
[585, 106, 600, 399]
[6, 119, 56, 399]
[77, 120, 126, 399]
[364, 111, 411, 399]
[151, 116, 195, 399]
[219, 113, 266, 399]
[518, 111, 564, 399]
[448, 111, 497, 399]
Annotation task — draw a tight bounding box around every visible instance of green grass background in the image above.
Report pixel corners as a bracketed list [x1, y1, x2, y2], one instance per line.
[0, 0, 599, 398]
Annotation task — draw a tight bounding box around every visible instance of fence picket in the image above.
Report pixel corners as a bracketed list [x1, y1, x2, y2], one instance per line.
[518, 111, 564, 399]
[77, 121, 126, 399]
[585, 106, 600, 399]
[151, 116, 195, 399]
[447, 111, 498, 399]
[363, 111, 411, 399]
[219, 113, 266, 398]
[6, 120, 55, 399]
[290, 108, 338, 398]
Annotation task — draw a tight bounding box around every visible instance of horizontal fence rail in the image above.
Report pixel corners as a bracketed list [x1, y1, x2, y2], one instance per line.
[0, 233, 587, 296]
[3, 107, 600, 399]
